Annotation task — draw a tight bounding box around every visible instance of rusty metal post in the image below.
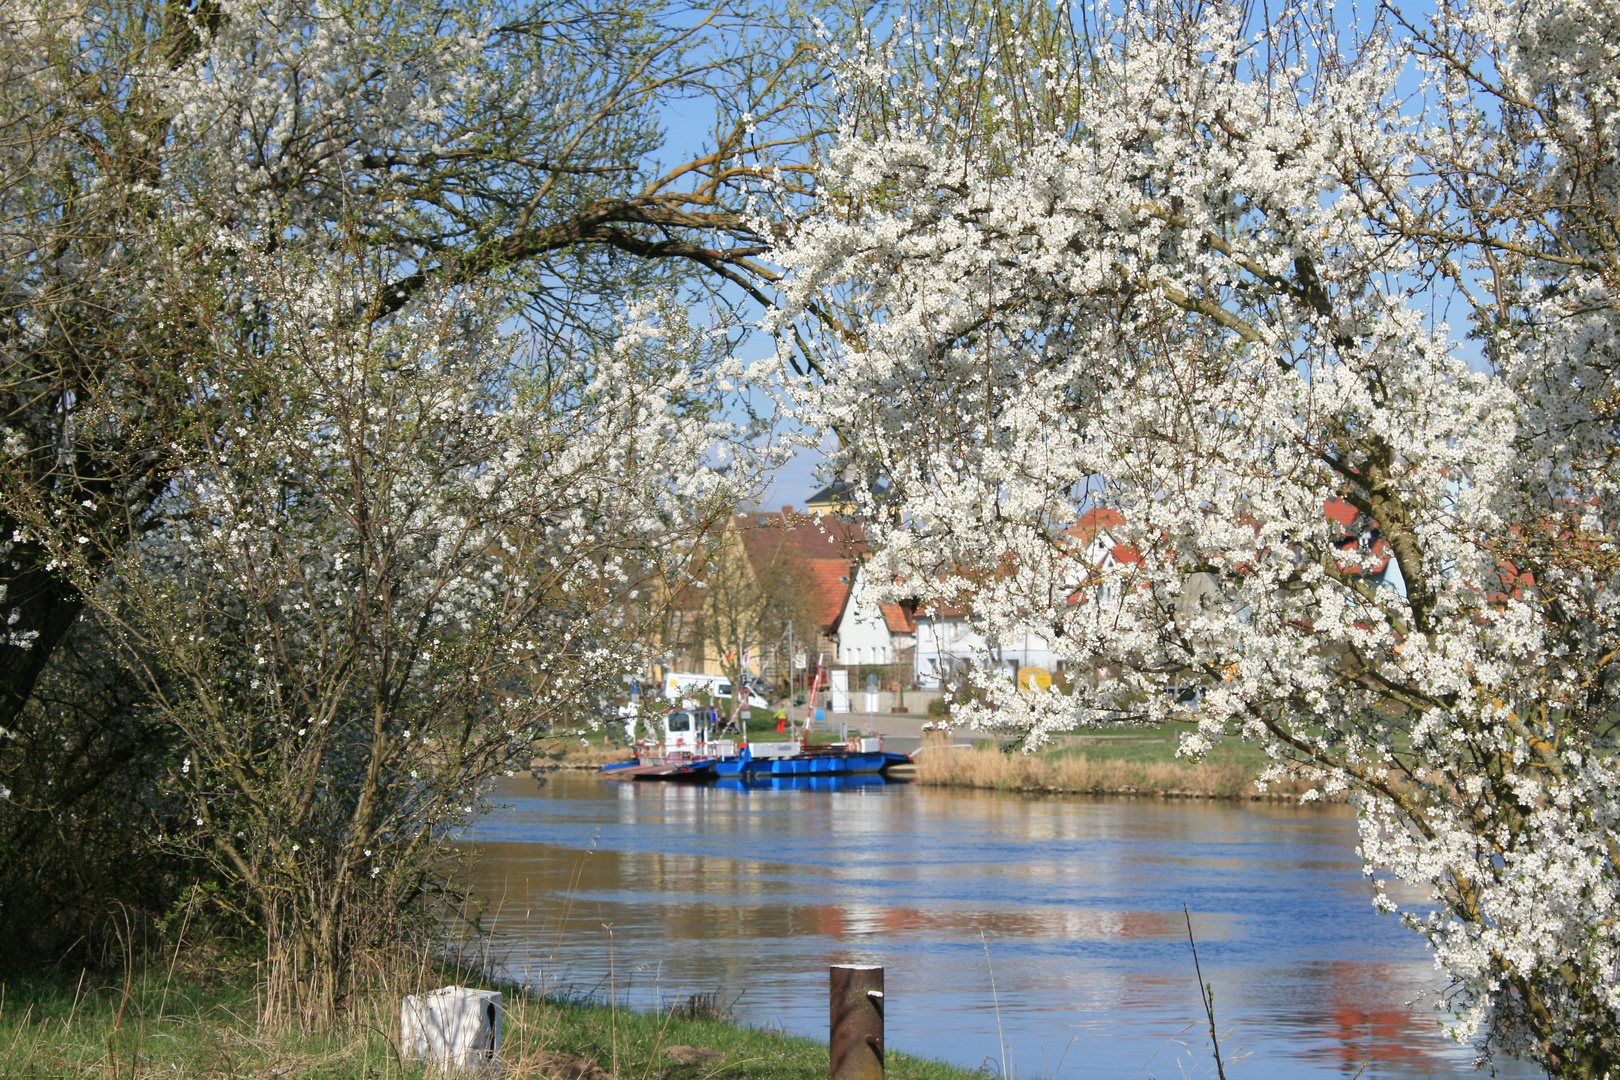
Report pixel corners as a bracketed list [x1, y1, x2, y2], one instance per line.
[830, 965, 883, 1080]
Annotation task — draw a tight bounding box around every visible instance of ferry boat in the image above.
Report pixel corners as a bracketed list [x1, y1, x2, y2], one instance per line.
[600, 705, 911, 782]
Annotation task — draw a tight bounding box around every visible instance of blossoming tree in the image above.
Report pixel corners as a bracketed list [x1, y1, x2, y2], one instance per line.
[11, 238, 749, 1022]
[0, 0, 808, 964]
[771, 0, 1620, 1072]
[0, 0, 809, 730]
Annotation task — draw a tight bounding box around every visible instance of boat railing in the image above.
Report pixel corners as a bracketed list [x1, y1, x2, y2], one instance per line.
[630, 740, 739, 765]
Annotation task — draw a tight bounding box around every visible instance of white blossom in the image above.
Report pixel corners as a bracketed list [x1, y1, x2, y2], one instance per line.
[775, 0, 1620, 1071]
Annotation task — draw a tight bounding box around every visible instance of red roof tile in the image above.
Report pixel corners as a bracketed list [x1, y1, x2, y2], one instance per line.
[1110, 543, 1143, 565]
[880, 602, 916, 634]
[1324, 499, 1358, 527]
[735, 511, 869, 560]
[1065, 507, 1126, 543]
[802, 559, 854, 631]
[731, 511, 867, 633]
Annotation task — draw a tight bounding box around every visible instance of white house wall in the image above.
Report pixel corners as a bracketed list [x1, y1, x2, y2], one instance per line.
[835, 572, 902, 666]
[909, 524, 1114, 688]
[913, 617, 1061, 688]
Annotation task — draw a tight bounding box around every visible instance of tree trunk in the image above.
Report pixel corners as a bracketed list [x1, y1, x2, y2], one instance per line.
[0, 546, 86, 731]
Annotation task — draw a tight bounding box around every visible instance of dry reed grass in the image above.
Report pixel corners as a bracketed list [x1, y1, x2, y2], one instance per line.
[913, 739, 1329, 800]
[531, 737, 635, 769]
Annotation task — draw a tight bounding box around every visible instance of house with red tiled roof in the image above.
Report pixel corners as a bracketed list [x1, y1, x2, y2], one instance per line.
[910, 507, 1139, 688]
[1324, 499, 1408, 597]
[650, 506, 866, 691]
[1063, 507, 1141, 585]
[1060, 500, 1407, 617]
[733, 506, 868, 675]
[829, 563, 917, 668]
[658, 504, 1052, 699]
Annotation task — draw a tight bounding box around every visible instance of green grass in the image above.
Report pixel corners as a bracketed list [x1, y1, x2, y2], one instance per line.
[1040, 718, 1416, 774]
[0, 966, 985, 1080]
[529, 993, 982, 1080]
[742, 728, 861, 746]
[0, 968, 380, 1079]
[801, 730, 862, 745]
[1038, 720, 1278, 772]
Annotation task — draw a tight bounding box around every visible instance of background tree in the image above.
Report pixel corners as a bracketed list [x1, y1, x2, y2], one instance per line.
[0, 0, 814, 964]
[0, 0, 810, 727]
[12, 237, 748, 1022]
[772, 0, 1620, 1073]
[689, 522, 766, 727]
[750, 545, 820, 695]
[691, 517, 822, 720]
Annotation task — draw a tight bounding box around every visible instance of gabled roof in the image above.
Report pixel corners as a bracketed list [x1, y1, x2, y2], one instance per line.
[804, 479, 859, 513]
[1065, 506, 1126, 544]
[803, 560, 855, 631]
[1064, 506, 1140, 567]
[734, 508, 869, 632]
[737, 509, 868, 560]
[1324, 499, 1359, 527]
[826, 561, 921, 638]
[880, 602, 916, 634]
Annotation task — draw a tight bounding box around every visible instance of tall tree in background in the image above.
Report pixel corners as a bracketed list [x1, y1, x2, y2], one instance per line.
[27, 241, 748, 1023]
[0, 0, 811, 727]
[688, 517, 820, 721]
[750, 543, 820, 690]
[774, 0, 1620, 1073]
[0, 0, 815, 964]
[689, 522, 767, 725]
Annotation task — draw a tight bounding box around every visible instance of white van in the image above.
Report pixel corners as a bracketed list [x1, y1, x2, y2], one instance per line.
[663, 672, 769, 710]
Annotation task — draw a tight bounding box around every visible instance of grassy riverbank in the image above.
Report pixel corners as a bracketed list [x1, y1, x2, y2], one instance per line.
[0, 964, 983, 1080]
[914, 723, 1328, 800]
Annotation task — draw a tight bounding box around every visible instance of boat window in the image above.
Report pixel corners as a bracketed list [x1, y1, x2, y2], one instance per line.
[666, 712, 691, 732]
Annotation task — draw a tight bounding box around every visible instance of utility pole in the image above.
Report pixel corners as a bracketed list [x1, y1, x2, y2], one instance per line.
[777, 625, 790, 718]
[737, 631, 750, 741]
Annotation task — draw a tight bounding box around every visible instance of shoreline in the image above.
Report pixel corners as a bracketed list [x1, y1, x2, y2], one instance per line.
[0, 962, 983, 1080]
[908, 744, 1336, 801]
[532, 748, 1335, 802]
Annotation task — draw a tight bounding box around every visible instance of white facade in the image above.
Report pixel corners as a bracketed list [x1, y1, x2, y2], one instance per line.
[913, 615, 1062, 688]
[912, 614, 983, 688]
[911, 521, 1118, 689]
[830, 667, 850, 711]
[833, 568, 914, 666]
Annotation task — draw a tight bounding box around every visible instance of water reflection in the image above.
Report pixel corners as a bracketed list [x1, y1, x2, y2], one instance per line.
[467, 772, 1536, 1079]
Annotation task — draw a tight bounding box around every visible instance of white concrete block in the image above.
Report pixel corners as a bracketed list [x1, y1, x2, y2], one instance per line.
[402, 985, 502, 1074]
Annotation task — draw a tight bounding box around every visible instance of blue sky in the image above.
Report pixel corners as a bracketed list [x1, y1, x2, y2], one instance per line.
[655, 0, 1487, 512]
[657, 86, 832, 511]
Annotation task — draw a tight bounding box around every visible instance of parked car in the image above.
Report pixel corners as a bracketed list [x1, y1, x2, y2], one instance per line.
[662, 671, 770, 710]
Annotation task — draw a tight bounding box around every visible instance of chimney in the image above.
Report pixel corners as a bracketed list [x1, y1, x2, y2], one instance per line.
[782, 505, 794, 516]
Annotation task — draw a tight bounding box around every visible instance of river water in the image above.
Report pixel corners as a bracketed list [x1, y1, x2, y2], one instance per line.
[466, 772, 1538, 1080]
